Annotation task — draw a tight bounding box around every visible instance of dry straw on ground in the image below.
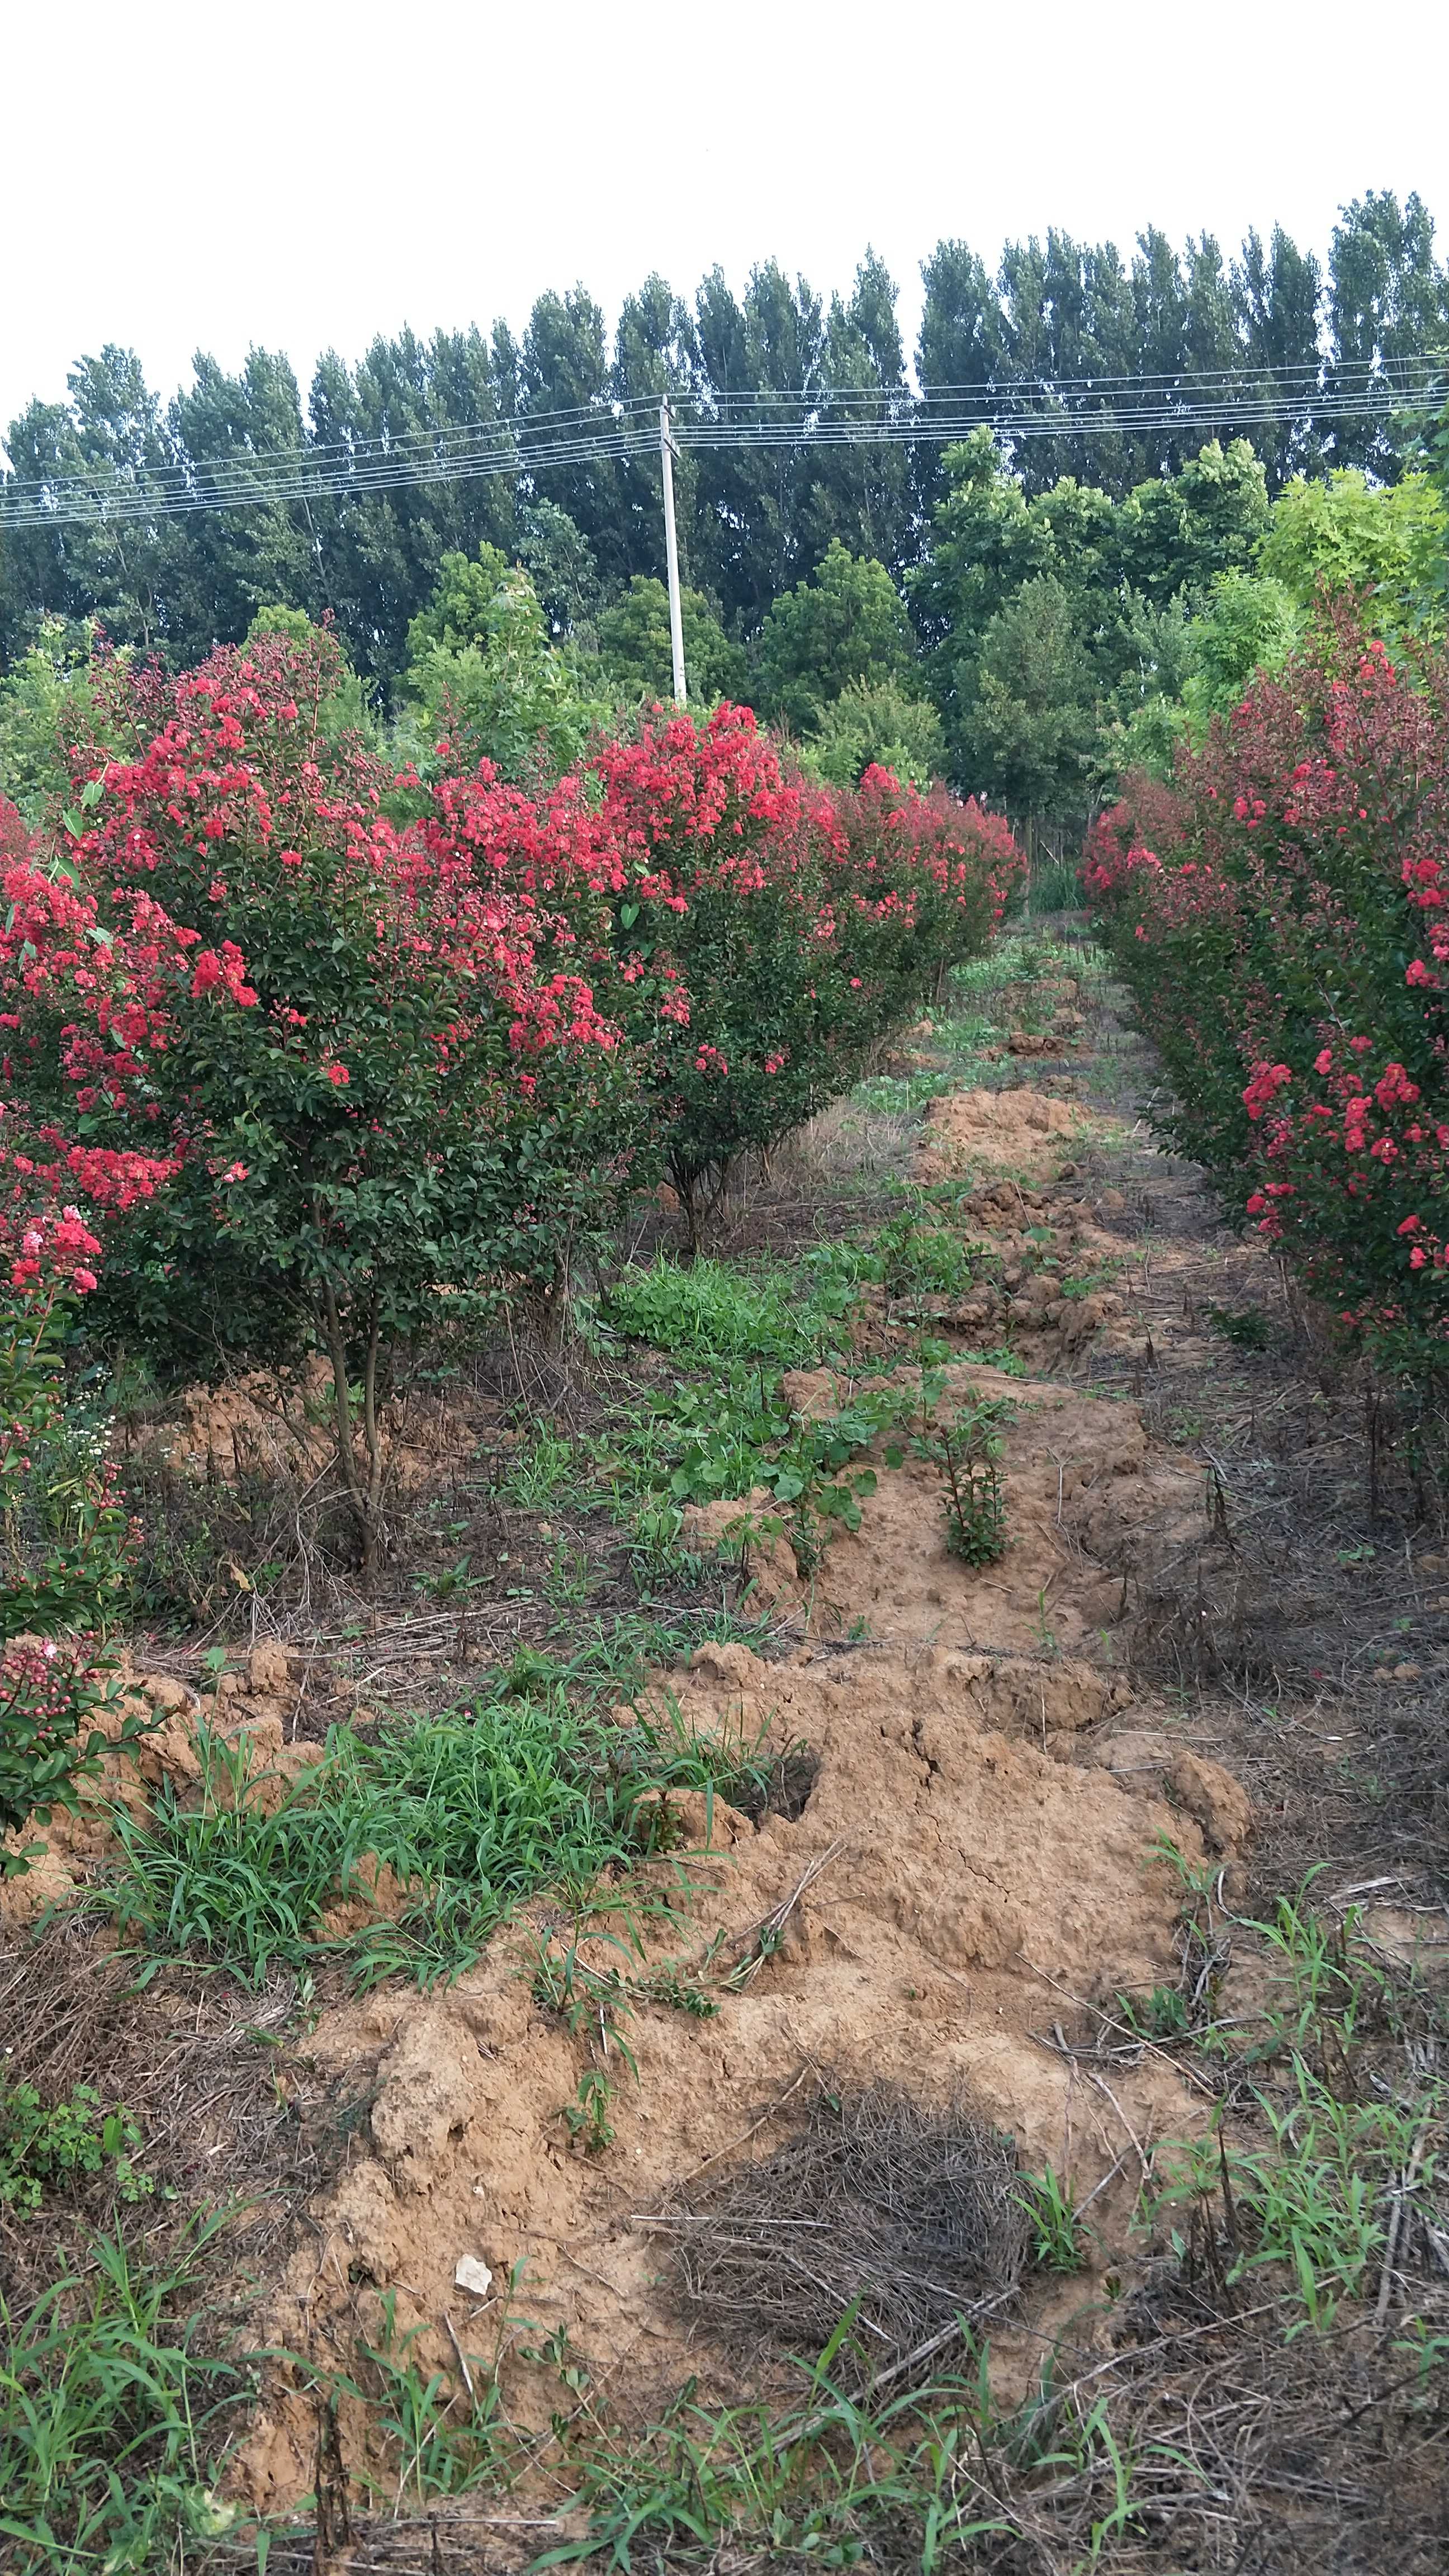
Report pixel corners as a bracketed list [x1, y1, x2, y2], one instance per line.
[645, 2081, 1029, 2389]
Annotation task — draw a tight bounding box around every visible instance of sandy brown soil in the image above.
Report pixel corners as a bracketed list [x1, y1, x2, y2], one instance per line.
[223, 1077, 1280, 2516]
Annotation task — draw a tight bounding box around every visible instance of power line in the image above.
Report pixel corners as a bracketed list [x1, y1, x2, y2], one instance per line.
[2, 367, 1440, 532]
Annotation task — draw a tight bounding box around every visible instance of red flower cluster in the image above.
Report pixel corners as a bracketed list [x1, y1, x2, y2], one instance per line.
[1086, 599, 1449, 1366]
[2, 634, 1024, 1389]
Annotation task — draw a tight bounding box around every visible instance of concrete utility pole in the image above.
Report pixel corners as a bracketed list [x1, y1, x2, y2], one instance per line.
[659, 398, 687, 705]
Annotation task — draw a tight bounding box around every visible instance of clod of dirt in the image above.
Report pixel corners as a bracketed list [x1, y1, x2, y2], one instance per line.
[914, 1086, 1085, 1177]
[316, 1854, 408, 1939]
[1169, 1749, 1254, 1855]
[368, 2003, 482, 2194]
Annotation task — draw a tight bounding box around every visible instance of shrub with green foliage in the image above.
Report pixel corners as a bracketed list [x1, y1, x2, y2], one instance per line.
[596, 576, 746, 706]
[402, 544, 610, 783]
[807, 678, 946, 790]
[1259, 468, 1447, 641]
[0, 618, 109, 824]
[0, 2078, 149, 2211]
[1086, 599, 1449, 1383]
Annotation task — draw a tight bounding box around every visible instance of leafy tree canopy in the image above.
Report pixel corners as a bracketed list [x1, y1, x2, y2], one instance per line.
[964, 574, 1097, 818]
[1257, 468, 1447, 637]
[754, 541, 916, 736]
[806, 678, 945, 790]
[404, 545, 514, 661]
[0, 618, 102, 822]
[402, 554, 609, 784]
[596, 576, 747, 705]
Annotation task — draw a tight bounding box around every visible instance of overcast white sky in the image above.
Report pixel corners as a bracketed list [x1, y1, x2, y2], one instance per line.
[3, 0, 1444, 441]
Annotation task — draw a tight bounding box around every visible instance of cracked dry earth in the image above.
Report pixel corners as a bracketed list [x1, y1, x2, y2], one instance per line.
[235, 1071, 1281, 2521]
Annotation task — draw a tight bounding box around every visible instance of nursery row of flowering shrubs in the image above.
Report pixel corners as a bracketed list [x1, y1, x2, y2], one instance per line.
[0, 629, 1022, 1637]
[1084, 598, 1449, 1383]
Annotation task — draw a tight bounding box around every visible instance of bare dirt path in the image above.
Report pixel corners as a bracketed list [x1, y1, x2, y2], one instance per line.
[235, 941, 1448, 2542]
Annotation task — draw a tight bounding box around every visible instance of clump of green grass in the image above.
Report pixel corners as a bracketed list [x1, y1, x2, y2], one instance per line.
[1206, 1301, 1272, 1351]
[603, 1245, 866, 1368]
[83, 1678, 781, 1991]
[500, 1428, 579, 1508]
[874, 1205, 981, 1311]
[1016, 2166, 1087, 2272]
[0, 2218, 243, 2566]
[347, 2289, 510, 2504]
[1153, 2057, 1446, 2337]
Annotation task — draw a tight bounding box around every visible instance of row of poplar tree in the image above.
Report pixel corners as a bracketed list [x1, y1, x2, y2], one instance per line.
[3, 192, 1446, 671]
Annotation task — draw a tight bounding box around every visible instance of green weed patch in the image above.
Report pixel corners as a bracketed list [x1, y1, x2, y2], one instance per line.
[602, 1243, 868, 1368]
[0, 2220, 243, 2570]
[0, 2080, 150, 2215]
[84, 1682, 778, 1991]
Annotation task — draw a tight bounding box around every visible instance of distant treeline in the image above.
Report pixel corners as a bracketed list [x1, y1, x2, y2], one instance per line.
[2, 192, 1446, 681]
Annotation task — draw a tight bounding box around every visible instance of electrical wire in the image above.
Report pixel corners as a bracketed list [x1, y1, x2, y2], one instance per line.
[2, 361, 1440, 531]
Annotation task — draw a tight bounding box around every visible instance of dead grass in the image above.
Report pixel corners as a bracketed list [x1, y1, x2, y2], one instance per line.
[0, 1919, 359, 2308]
[648, 2082, 1028, 2391]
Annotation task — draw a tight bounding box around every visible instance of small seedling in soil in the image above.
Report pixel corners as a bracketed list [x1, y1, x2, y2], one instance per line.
[1016, 2165, 1086, 2271]
[562, 2067, 617, 2155]
[1033, 1586, 1060, 1659]
[1206, 1303, 1272, 1351]
[415, 1554, 480, 1603]
[915, 1398, 1011, 1566]
[1117, 1983, 1195, 2041]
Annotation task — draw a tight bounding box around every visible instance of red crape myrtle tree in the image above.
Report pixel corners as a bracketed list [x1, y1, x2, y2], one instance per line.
[1085, 599, 1449, 1380]
[580, 710, 1023, 1243]
[2, 632, 642, 1583]
[826, 765, 1024, 1003]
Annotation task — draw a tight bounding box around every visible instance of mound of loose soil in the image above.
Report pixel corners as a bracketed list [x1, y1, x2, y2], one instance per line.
[913, 1083, 1090, 1176]
[235, 1618, 1239, 2509]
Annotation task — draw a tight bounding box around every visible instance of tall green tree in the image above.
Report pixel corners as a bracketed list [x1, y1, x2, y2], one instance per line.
[797, 253, 915, 579]
[913, 433, 1271, 797]
[967, 574, 1096, 824]
[1325, 192, 1449, 477]
[2, 349, 179, 654]
[163, 348, 319, 661]
[596, 576, 745, 703]
[303, 326, 517, 681]
[1231, 226, 1324, 490]
[807, 676, 945, 789]
[754, 540, 916, 735]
